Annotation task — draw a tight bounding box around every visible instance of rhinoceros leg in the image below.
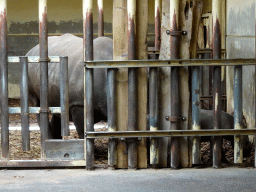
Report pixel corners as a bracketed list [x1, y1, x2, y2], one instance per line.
[49, 114, 62, 139]
[70, 106, 84, 139]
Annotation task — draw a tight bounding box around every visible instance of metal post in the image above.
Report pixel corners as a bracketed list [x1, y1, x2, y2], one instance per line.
[98, 0, 104, 37]
[0, 0, 9, 159]
[39, 0, 49, 159]
[20, 56, 30, 151]
[212, 0, 222, 168]
[60, 56, 69, 137]
[234, 65, 243, 164]
[155, 0, 161, 51]
[192, 66, 201, 165]
[83, 0, 94, 170]
[107, 69, 117, 168]
[170, 0, 180, 169]
[255, 1, 256, 168]
[149, 67, 159, 166]
[127, 0, 137, 169]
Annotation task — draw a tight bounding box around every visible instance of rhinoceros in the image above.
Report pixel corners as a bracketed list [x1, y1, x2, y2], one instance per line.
[26, 34, 112, 139]
[200, 109, 251, 163]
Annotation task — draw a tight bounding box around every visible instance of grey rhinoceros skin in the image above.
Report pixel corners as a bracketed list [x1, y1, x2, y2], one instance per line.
[26, 34, 113, 139]
[200, 109, 251, 162]
[200, 109, 234, 143]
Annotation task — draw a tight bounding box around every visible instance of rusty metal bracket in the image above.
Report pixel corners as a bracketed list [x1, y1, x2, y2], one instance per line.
[166, 30, 187, 36]
[165, 116, 187, 122]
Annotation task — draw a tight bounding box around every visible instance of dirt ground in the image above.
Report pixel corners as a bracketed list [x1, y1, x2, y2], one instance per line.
[1, 99, 255, 166]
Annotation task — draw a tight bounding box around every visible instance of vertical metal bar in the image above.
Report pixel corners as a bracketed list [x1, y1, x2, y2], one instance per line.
[234, 65, 243, 164]
[60, 56, 69, 137]
[255, 1, 256, 168]
[192, 66, 201, 164]
[98, 0, 104, 37]
[212, 0, 222, 168]
[127, 0, 137, 169]
[0, 0, 8, 159]
[20, 56, 30, 151]
[170, 0, 180, 169]
[155, 0, 161, 51]
[149, 67, 159, 166]
[107, 69, 117, 168]
[83, 0, 94, 170]
[39, 0, 49, 159]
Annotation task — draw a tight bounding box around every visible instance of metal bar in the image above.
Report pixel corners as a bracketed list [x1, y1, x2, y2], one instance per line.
[0, 160, 86, 168]
[39, 0, 49, 159]
[60, 56, 69, 137]
[98, 0, 104, 37]
[254, 0, 256, 169]
[6, 32, 154, 37]
[85, 58, 256, 68]
[8, 56, 59, 63]
[20, 57, 30, 151]
[170, 0, 180, 169]
[85, 129, 256, 139]
[155, 0, 161, 51]
[127, 0, 137, 169]
[149, 67, 159, 166]
[0, 0, 9, 159]
[9, 107, 61, 114]
[192, 66, 201, 164]
[197, 49, 226, 54]
[234, 65, 243, 163]
[83, 0, 94, 171]
[107, 69, 117, 168]
[212, 0, 222, 169]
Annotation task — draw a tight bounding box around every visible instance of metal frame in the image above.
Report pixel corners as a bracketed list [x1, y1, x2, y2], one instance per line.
[0, 55, 70, 165]
[85, 58, 256, 68]
[85, 129, 256, 139]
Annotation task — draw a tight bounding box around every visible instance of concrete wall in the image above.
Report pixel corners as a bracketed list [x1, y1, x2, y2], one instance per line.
[226, 0, 255, 135]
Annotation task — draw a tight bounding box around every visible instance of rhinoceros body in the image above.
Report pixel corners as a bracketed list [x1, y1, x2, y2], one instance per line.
[26, 34, 113, 139]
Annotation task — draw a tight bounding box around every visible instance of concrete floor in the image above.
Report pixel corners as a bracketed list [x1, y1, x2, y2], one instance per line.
[0, 167, 255, 192]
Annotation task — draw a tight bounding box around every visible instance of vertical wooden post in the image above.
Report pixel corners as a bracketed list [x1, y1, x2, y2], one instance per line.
[127, 0, 137, 169]
[212, 0, 222, 169]
[113, 0, 128, 168]
[136, 0, 148, 169]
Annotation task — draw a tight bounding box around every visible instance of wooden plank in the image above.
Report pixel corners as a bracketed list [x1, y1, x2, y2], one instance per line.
[159, 0, 171, 168]
[136, 0, 148, 168]
[113, 0, 128, 168]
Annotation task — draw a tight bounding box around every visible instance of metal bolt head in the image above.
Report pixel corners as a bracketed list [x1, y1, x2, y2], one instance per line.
[165, 116, 169, 120]
[182, 117, 187, 121]
[166, 30, 170, 35]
